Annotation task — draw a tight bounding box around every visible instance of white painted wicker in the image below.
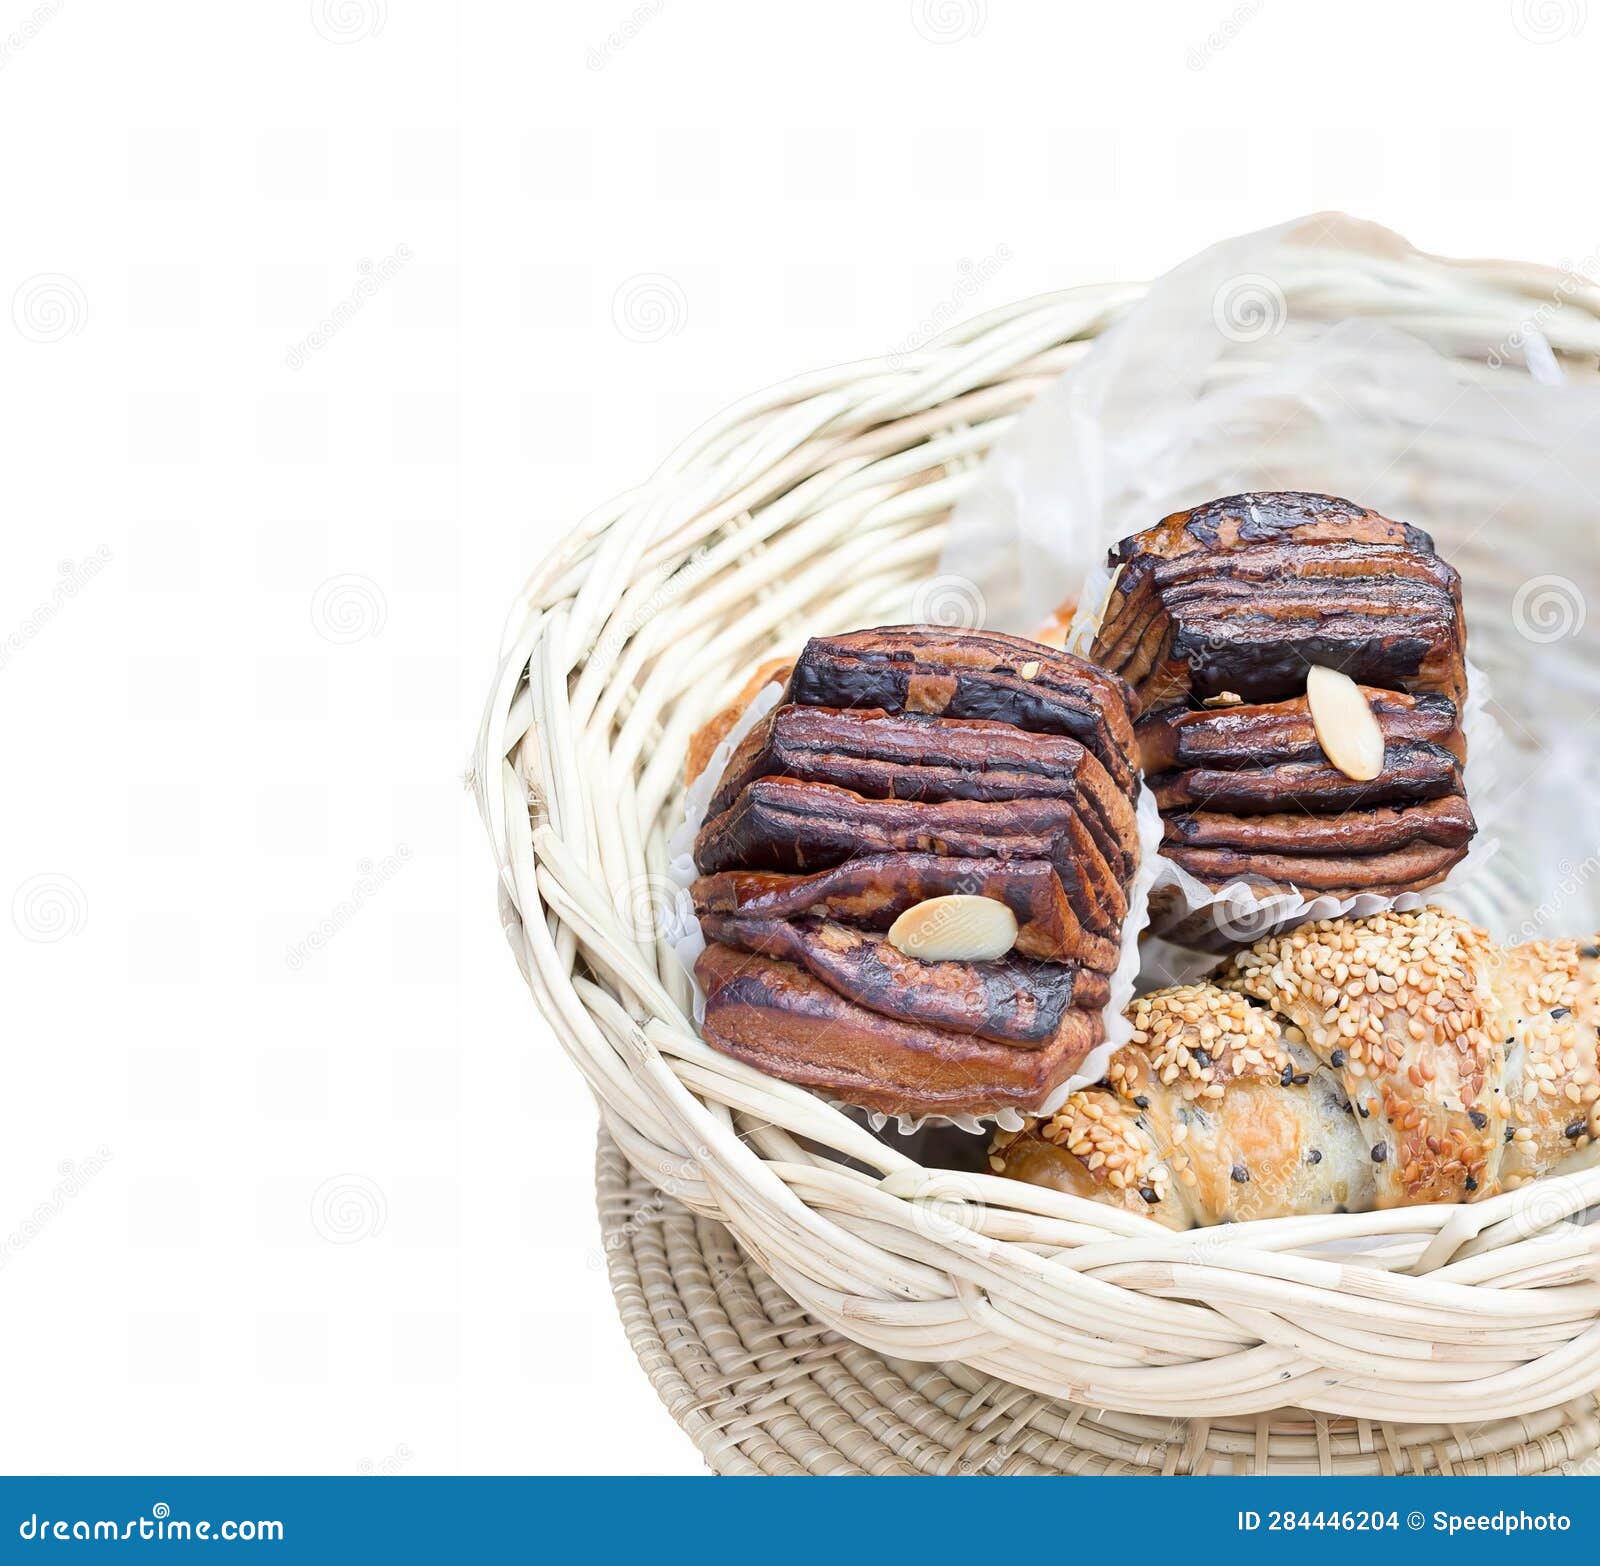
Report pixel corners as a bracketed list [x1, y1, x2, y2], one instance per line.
[596, 1133, 1600, 1475]
[475, 261, 1600, 1433]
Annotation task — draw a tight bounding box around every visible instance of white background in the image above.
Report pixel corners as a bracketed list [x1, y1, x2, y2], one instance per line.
[2, 0, 1596, 1476]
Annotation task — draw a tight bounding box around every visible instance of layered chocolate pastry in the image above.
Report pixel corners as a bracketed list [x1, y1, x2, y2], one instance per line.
[1088, 493, 1474, 939]
[688, 627, 1141, 1119]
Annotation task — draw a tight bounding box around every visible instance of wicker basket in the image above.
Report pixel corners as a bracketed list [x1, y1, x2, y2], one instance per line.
[475, 256, 1600, 1454]
[597, 1132, 1600, 1475]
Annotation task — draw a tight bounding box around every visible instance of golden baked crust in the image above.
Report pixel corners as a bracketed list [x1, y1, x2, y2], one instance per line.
[994, 909, 1600, 1223]
[1219, 908, 1507, 1204]
[991, 983, 1376, 1226]
[1496, 937, 1600, 1187]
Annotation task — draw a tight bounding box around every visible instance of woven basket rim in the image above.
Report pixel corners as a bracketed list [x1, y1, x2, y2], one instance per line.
[596, 1129, 1599, 1475]
[477, 250, 1600, 1427]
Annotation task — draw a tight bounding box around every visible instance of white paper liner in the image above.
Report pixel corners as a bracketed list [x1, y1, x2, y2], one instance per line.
[1063, 557, 1505, 974]
[664, 679, 789, 1007]
[665, 681, 1166, 1136]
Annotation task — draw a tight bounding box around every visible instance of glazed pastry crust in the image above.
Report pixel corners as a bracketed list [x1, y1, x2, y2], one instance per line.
[691, 856, 1121, 971]
[696, 941, 1097, 1117]
[788, 627, 1141, 797]
[698, 913, 1110, 1046]
[687, 627, 1142, 1119]
[1089, 494, 1475, 922]
[1095, 492, 1466, 713]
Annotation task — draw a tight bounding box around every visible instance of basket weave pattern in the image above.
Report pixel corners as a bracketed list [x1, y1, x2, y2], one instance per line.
[477, 266, 1600, 1431]
[597, 1134, 1599, 1475]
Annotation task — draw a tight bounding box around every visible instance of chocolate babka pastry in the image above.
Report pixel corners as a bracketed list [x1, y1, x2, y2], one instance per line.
[688, 626, 1142, 1119]
[1095, 492, 1467, 715]
[991, 909, 1600, 1227]
[1087, 493, 1476, 930]
[789, 627, 1141, 797]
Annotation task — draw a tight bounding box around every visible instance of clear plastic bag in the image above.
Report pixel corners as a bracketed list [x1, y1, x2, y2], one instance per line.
[941, 213, 1600, 963]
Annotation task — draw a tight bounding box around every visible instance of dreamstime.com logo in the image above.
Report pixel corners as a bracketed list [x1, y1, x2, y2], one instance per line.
[17, 1503, 282, 1544]
[0, 0, 64, 70]
[283, 847, 410, 971]
[911, 573, 987, 631]
[0, 549, 113, 672]
[11, 271, 85, 342]
[885, 245, 1012, 367]
[285, 246, 410, 369]
[610, 272, 688, 343]
[0, 1146, 113, 1272]
[310, 0, 384, 44]
[1211, 271, 1288, 342]
[909, 0, 986, 43]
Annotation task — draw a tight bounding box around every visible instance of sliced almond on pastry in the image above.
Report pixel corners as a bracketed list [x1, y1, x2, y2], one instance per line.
[1306, 664, 1384, 782]
[887, 895, 1019, 962]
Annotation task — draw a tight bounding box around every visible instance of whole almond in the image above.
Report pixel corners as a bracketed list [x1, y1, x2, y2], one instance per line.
[887, 895, 1019, 962]
[1306, 664, 1384, 782]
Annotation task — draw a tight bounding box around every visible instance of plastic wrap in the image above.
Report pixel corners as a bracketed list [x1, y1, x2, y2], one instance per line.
[942, 214, 1600, 961]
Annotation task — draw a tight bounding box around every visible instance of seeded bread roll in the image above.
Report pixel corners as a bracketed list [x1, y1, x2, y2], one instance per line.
[992, 986, 1375, 1228]
[992, 909, 1600, 1224]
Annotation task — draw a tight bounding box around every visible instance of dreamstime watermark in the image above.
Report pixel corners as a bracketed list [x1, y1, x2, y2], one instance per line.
[905, 1170, 989, 1245]
[12, 872, 88, 943]
[911, 573, 987, 630]
[1510, 0, 1586, 42]
[1186, 0, 1264, 69]
[310, 0, 385, 44]
[310, 1173, 387, 1243]
[285, 245, 410, 369]
[284, 846, 411, 971]
[12, 272, 86, 342]
[358, 1442, 412, 1475]
[1511, 573, 1586, 643]
[585, 0, 666, 69]
[886, 245, 1012, 367]
[588, 1145, 714, 1272]
[611, 272, 688, 343]
[0, 548, 112, 672]
[1208, 878, 1298, 946]
[1211, 271, 1287, 343]
[613, 872, 693, 946]
[592, 543, 717, 667]
[310, 573, 387, 643]
[1497, 1174, 1589, 1244]
[1506, 854, 1600, 945]
[0, 1146, 113, 1270]
[909, 0, 986, 43]
[0, 0, 63, 70]
[1486, 248, 1600, 369]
